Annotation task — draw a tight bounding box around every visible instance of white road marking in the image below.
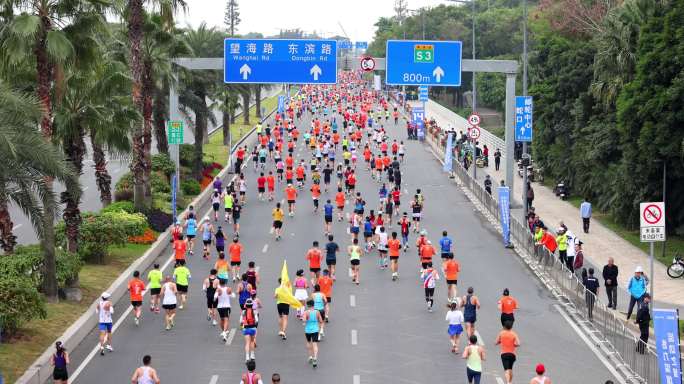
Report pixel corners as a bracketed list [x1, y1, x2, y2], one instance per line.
[474, 330, 484, 346]
[262, 244, 268, 253]
[349, 294, 356, 307]
[209, 374, 219, 384]
[12, 224, 22, 231]
[495, 377, 505, 384]
[225, 328, 237, 345]
[83, 186, 89, 191]
[353, 375, 361, 384]
[351, 329, 358, 345]
[70, 229, 183, 383]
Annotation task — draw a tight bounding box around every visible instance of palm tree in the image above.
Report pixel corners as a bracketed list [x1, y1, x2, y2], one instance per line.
[1, 0, 106, 300]
[179, 23, 222, 180]
[241, 85, 251, 124]
[0, 82, 78, 256]
[212, 85, 240, 147]
[124, 0, 185, 212]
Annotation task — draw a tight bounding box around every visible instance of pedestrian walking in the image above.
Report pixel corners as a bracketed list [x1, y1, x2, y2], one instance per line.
[583, 268, 599, 321]
[51, 341, 69, 384]
[526, 182, 534, 210]
[494, 148, 501, 171]
[495, 321, 520, 384]
[580, 198, 592, 234]
[602, 257, 618, 310]
[635, 293, 651, 354]
[462, 335, 485, 384]
[530, 364, 552, 384]
[626, 266, 648, 320]
[131, 355, 160, 384]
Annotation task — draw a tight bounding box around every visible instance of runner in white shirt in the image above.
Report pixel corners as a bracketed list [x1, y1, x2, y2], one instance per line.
[214, 279, 235, 341]
[375, 225, 389, 269]
[96, 292, 114, 355]
[446, 300, 465, 353]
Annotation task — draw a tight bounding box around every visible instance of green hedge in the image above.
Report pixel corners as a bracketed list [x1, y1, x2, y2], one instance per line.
[0, 276, 46, 335]
[101, 201, 135, 214]
[181, 179, 201, 195]
[151, 153, 175, 176]
[0, 245, 82, 289]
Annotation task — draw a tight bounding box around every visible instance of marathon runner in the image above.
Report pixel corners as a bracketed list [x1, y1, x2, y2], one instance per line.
[128, 271, 145, 326]
[96, 292, 114, 355]
[172, 260, 191, 310]
[202, 269, 219, 327]
[147, 264, 162, 313]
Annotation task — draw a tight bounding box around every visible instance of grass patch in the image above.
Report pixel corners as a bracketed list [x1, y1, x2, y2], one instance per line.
[203, 90, 288, 166]
[0, 243, 151, 383]
[566, 197, 682, 266]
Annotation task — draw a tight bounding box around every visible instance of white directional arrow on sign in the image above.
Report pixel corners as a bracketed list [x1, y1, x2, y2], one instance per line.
[239, 64, 251, 80]
[520, 126, 526, 136]
[310, 64, 322, 81]
[432, 66, 445, 83]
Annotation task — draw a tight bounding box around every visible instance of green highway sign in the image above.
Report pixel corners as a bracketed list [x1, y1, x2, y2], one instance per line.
[167, 120, 184, 145]
[413, 44, 434, 63]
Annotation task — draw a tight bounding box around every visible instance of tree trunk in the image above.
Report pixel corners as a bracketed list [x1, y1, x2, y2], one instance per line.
[193, 90, 207, 182]
[142, 59, 154, 204]
[242, 91, 250, 124]
[222, 94, 231, 146]
[60, 123, 84, 255]
[255, 85, 262, 119]
[128, 0, 147, 213]
[0, 196, 17, 254]
[91, 134, 112, 207]
[153, 83, 169, 154]
[36, 13, 58, 302]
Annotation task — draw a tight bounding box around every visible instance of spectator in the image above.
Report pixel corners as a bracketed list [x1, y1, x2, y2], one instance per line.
[626, 266, 648, 321]
[635, 293, 651, 354]
[484, 175, 492, 195]
[537, 226, 558, 254]
[580, 198, 592, 234]
[555, 227, 568, 267]
[602, 257, 618, 310]
[494, 148, 502, 171]
[583, 268, 600, 321]
[483, 144, 489, 167]
[565, 227, 577, 273]
[526, 182, 534, 211]
[573, 241, 584, 275]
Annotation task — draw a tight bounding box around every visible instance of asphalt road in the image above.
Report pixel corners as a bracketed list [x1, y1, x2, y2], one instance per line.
[64, 87, 617, 384]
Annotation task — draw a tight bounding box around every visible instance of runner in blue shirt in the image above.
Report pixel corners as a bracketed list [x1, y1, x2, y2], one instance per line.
[323, 200, 334, 235]
[440, 230, 453, 263]
[185, 214, 197, 255]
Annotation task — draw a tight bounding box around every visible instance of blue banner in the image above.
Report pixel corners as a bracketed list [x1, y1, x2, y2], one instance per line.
[171, 174, 177, 221]
[277, 95, 285, 113]
[498, 186, 511, 246]
[443, 132, 454, 172]
[654, 308, 683, 384]
[412, 106, 425, 140]
[515, 96, 533, 142]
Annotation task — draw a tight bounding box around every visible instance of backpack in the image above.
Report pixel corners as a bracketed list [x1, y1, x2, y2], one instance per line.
[243, 307, 256, 327]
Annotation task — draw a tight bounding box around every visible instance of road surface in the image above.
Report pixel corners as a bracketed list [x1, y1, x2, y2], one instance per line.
[64, 88, 617, 384]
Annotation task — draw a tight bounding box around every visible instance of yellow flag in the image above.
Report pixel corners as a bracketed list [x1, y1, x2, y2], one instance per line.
[277, 260, 303, 308]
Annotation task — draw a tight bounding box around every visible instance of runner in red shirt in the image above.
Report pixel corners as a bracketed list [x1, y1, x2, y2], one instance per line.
[310, 182, 321, 212]
[295, 164, 306, 188]
[335, 188, 346, 221]
[266, 171, 276, 201]
[306, 241, 323, 285]
[285, 184, 298, 216]
[256, 172, 266, 201]
[285, 168, 294, 185]
[128, 271, 146, 326]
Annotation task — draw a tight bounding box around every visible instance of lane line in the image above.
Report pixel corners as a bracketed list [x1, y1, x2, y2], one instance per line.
[83, 186, 89, 192]
[70, 235, 181, 383]
[353, 375, 361, 384]
[12, 224, 22, 231]
[209, 374, 219, 384]
[225, 328, 237, 345]
[552, 304, 628, 384]
[351, 329, 358, 345]
[262, 244, 268, 253]
[349, 294, 356, 307]
[495, 377, 505, 384]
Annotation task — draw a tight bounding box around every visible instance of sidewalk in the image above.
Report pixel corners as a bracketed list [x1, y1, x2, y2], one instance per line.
[414, 99, 684, 311]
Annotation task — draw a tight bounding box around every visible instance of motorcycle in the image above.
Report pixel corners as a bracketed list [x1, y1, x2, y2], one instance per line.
[553, 181, 569, 200]
[667, 254, 684, 278]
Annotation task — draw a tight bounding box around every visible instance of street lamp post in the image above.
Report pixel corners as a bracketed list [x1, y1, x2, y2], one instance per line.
[522, 0, 530, 221]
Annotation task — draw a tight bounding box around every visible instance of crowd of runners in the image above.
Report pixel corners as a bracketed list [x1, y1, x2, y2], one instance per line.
[70, 71, 557, 384]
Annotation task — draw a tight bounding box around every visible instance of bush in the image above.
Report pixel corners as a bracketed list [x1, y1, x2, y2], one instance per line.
[115, 172, 134, 193]
[179, 144, 194, 167]
[101, 201, 135, 214]
[181, 179, 201, 195]
[0, 276, 46, 335]
[151, 153, 175, 176]
[114, 189, 133, 202]
[151, 172, 170, 194]
[145, 209, 174, 232]
[0, 245, 82, 289]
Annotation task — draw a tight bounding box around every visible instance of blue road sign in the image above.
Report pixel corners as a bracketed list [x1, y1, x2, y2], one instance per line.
[224, 39, 338, 84]
[515, 96, 533, 142]
[412, 106, 425, 139]
[386, 40, 462, 87]
[418, 86, 429, 102]
[339, 40, 352, 49]
[355, 41, 368, 50]
[654, 308, 682, 384]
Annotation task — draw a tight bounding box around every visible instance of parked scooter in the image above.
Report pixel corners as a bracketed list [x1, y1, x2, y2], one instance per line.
[553, 180, 569, 200]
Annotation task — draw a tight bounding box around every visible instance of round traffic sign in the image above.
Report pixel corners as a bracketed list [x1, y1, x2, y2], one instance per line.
[468, 113, 481, 126]
[360, 56, 376, 72]
[643, 204, 663, 225]
[468, 126, 481, 140]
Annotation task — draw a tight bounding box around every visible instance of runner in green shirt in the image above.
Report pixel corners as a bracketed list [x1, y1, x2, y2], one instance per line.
[173, 260, 191, 309]
[224, 191, 234, 222]
[147, 264, 163, 312]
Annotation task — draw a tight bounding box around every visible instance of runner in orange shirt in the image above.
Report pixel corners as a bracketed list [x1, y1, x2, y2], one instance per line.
[318, 269, 334, 322]
[496, 322, 521, 384]
[285, 167, 294, 185]
[173, 234, 187, 262]
[266, 171, 276, 201]
[498, 288, 519, 327]
[306, 241, 323, 285]
[443, 257, 461, 301]
[420, 239, 435, 271]
[310, 182, 321, 212]
[388, 232, 402, 281]
[228, 237, 243, 282]
[128, 271, 146, 326]
[285, 183, 298, 216]
[374, 156, 383, 180]
[335, 188, 346, 222]
[295, 163, 306, 189]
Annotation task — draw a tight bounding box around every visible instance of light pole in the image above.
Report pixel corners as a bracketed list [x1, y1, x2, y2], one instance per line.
[521, 0, 530, 220]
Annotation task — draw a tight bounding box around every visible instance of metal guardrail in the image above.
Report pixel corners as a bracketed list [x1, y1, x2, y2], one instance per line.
[425, 131, 659, 384]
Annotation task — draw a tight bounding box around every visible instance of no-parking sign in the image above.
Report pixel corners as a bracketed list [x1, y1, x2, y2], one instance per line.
[640, 202, 665, 242]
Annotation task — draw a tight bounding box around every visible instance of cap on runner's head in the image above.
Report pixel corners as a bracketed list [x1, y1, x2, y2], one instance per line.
[635, 266, 643, 273]
[536, 364, 545, 375]
[101, 292, 111, 300]
[245, 298, 254, 306]
[420, 229, 427, 236]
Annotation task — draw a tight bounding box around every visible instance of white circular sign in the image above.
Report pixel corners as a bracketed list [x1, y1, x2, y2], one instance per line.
[468, 113, 481, 126]
[468, 126, 481, 140]
[360, 56, 376, 72]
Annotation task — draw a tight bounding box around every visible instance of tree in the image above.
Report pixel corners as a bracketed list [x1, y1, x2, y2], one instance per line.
[0, 0, 106, 301]
[241, 86, 251, 124]
[0, 82, 78, 256]
[212, 85, 240, 147]
[224, 0, 240, 36]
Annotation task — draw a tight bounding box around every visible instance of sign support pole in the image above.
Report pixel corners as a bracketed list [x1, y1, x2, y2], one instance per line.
[169, 73, 181, 222]
[650, 241, 654, 309]
[504, 72, 516, 191]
